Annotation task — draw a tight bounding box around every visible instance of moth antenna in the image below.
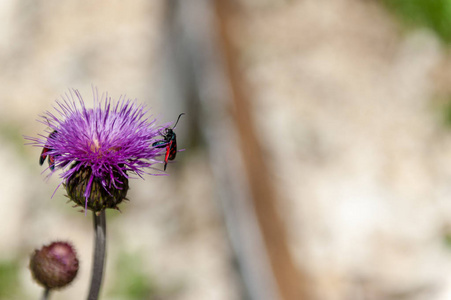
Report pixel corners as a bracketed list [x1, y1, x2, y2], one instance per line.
[172, 113, 185, 130]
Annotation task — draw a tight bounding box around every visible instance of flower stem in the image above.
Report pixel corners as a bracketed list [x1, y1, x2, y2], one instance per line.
[87, 210, 106, 300]
[41, 288, 50, 300]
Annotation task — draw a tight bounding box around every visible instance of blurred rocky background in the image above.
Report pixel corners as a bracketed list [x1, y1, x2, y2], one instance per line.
[1, 0, 451, 300]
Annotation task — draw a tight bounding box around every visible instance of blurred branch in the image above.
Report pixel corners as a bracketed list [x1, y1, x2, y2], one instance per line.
[214, 2, 311, 300]
[159, 0, 311, 299]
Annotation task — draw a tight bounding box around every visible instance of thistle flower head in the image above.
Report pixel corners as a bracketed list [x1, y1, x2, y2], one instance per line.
[29, 241, 79, 289]
[27, 88, 168, 212]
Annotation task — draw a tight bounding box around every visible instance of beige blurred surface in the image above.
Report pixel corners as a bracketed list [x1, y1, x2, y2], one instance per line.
[1, 0, 451, 299]
[230, 1, 451, 300]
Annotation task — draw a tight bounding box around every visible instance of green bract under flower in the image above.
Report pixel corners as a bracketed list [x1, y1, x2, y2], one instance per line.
[65, 165, 129, 212]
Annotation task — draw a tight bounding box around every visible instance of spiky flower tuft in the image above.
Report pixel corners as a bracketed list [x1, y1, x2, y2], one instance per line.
[27, 88, 168, 212]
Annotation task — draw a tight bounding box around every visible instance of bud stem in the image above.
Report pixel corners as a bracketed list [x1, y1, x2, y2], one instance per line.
[87, 210, 106, 300]
[41, 288, 50, 300]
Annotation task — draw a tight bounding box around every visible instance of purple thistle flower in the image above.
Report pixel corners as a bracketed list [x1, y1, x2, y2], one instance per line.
[27, 88, 169, 212]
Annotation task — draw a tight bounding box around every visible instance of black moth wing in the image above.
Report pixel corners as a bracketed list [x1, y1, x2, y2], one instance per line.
[39, 147, 50, 165]
[168, 138, 178, 161]
[39, 130, 58, 170]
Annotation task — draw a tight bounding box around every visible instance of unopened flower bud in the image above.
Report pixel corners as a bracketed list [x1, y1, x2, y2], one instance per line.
[29, 241, 79, 289]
